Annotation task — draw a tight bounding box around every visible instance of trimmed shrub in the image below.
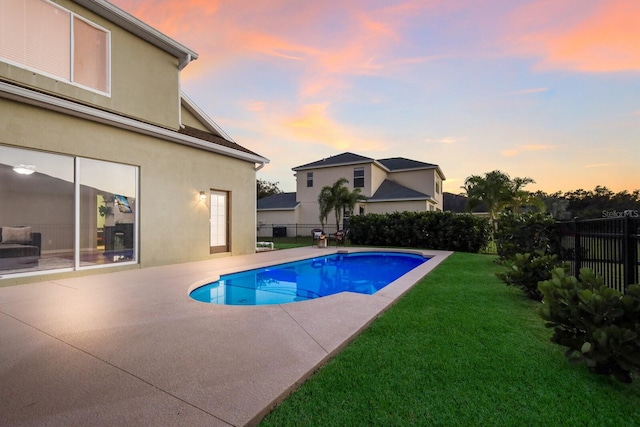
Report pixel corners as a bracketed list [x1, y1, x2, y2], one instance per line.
[496, 251, 567, 301]
[495, 212, 560, 260]
[349, 211, 490, 253]
[538, 268, 640, 383]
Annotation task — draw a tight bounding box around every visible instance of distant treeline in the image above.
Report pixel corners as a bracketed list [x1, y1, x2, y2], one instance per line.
[445, 186, 640, 220]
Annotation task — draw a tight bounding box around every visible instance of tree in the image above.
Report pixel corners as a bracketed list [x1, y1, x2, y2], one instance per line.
[317, 178, 367, 230]
[462, 170, 513, 231]
[462, 170, 539, 231]
[507, 177, 545, 213]
[257, 179, 282, 199]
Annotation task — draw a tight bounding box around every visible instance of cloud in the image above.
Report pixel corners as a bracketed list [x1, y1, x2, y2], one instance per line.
[279, 103, 386, 151]
[508, 0, 640, 73]
[583, 163, 613, 169]
[425, 136, 468, 144]
[245, 101, 266, 112]
[502, 88, 549, 96]
[521, 144, 555, 151]
[501, 144, 556, 157]
[501, 149, 519, 157]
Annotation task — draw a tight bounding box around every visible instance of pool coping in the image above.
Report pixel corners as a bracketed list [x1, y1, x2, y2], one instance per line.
[0, 246, 452, 426]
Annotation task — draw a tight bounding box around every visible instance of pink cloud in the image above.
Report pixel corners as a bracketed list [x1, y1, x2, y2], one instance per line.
[280, 103, 386, 151]
[110, 0, 445, 96]
[509, 0, 640, 72]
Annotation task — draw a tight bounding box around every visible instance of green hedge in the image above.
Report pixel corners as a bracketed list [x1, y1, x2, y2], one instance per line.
[494, 212, 560, 260]
[349, 211, 491, 253]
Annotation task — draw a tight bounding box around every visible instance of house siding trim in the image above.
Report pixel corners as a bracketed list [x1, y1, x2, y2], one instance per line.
[0, 81, 268, 165]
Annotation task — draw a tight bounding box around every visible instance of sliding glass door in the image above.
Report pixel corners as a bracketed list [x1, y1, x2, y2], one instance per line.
[0, 145, 137, 276]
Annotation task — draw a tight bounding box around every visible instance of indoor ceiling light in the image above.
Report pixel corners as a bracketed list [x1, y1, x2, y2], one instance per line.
[13, 164, 36, 175]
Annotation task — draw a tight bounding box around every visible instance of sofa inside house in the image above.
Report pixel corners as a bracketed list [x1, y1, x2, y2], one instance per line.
[0, 226, 42, 270]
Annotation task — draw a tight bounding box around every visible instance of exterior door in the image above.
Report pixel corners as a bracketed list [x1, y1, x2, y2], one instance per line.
[209, 190, 229, 253]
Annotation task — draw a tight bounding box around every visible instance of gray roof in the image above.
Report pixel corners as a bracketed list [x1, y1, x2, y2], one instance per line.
[292, 152, 443, 178]
[257, 192, 299, 210]
[377, 157, 438, 171]
[292, 152, 373, 171]
[368, 180, 432, 201]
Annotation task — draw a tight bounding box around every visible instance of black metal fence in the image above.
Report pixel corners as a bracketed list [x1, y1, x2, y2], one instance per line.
[556, 216, 640, 292]
[257, 224, 343, 244]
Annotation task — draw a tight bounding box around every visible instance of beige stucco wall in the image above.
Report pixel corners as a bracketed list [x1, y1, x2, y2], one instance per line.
[0, 98, 257, 284]
[180, 105, 210, 132]
[389, 169, 444, 208]
[257, 210, 299, 238]
[0, 0, 181, 129]
[257, 210, 298, 226]
[295, 163, 372, 224]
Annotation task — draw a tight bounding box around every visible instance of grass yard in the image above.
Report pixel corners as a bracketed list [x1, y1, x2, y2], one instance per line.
[261, 252, 640, 426]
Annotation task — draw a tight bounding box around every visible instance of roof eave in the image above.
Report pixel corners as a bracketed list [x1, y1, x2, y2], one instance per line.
[366, 197, 433, 203]
[292, 159, 374, 171]
[0, 81, 268, 165]
[73, 0, 198, 68]
[257, 207, 298, 211]
[180, 92, 235, 142]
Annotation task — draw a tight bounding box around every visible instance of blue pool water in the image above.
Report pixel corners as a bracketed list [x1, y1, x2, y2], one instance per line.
[190, 251, 429, 306]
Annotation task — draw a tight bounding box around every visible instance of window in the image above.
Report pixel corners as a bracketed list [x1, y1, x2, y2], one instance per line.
[0, 0, 110, 95]
[354, 167, 364, 188]
[359, 206, 365, 215]
[306, 172, 313, 188]
[209, 190, 229, 253]
[79, 158, 137, 264]
[0, 145, 137, 276]
[436, 178, 441, 194]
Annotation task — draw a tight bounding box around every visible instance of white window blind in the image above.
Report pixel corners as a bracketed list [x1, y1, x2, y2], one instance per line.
[0, 0, 109, 94]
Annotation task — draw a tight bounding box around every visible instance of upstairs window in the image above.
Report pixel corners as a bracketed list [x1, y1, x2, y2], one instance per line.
[306, 172, 313, 188]
[353, 167, 364, 188]
[436, 178, 441, 194]
[0, 0, 110, 95]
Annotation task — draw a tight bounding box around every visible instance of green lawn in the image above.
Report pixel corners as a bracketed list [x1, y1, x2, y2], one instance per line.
[260, 252, 640, 426]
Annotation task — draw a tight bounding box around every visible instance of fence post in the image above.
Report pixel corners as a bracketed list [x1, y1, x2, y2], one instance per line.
[622, 216, 638, 288]
[573, 218, 581, 276]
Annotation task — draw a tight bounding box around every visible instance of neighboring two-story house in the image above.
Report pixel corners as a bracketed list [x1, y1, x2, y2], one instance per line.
[258, 152, 445, 233]
[0, 0, 268, 284]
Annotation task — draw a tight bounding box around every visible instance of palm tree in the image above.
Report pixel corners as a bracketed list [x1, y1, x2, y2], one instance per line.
[463, 170, 541, 232]
[336, 186, 367, 229]
[463, 170, 513, 231]
[507, 177, 545, 213]
[317, 178, 367, 231]
[317, 187, 334, 229]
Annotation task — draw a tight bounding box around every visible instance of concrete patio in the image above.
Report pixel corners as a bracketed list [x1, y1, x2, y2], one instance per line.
[0, 247, 451, 426]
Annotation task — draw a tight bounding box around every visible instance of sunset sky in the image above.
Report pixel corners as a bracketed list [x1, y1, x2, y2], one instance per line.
[110, 0, 639, 194]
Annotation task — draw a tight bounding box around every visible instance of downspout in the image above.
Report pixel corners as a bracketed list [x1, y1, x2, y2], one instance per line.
[255, 162, 266, 172]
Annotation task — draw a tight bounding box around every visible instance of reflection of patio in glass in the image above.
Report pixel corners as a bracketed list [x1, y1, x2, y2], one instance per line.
[0, 145, 137, 277]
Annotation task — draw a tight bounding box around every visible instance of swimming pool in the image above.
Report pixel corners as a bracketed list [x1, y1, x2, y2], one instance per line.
[190, 251, 430, 306]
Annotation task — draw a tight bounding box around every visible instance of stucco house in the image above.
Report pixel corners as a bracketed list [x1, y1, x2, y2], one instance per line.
[0, 0, 268, 285]
[257, 152, 445, 234]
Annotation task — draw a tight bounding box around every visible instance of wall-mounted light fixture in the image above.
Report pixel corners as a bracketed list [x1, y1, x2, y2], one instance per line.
[199, 191, 206, 201]
[13, 164, 36, 175]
